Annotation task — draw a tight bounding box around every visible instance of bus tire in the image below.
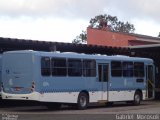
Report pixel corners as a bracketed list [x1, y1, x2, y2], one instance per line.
[77, 92, 89, 110]
[133, 91, 141, 105]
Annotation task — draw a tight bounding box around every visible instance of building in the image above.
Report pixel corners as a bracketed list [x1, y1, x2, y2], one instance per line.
[87, 27, 160, 47]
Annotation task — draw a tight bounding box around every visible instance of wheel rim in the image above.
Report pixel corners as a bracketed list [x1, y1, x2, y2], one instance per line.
[135, 94, 140, 104]
[80, 96, 87, 107]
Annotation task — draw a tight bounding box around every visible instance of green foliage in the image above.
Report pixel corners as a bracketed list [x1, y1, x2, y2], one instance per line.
[72, 30, 87, 44]
[72, 14, 135, 44]
[89, 14, 135, 33]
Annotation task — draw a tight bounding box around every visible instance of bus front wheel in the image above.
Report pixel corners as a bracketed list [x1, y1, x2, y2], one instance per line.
[133, 91, 141, 105]
[77, 92, 89, 110]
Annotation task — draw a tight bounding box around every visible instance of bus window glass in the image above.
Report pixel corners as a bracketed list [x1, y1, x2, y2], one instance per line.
[103, 65, 108, 82]
[52, 58, 67, 76]
[98, 65, 102, 82]
[111, 61, 122, 77]
[123, 62, 133, 77]
[41, 57, 51, 76]
[83, 60, 96, 77]
[68, 59, 82, 76]
[134, 62, 144, 77]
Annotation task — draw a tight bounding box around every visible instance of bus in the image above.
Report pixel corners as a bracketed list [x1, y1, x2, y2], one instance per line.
[1, 50, 155, 109]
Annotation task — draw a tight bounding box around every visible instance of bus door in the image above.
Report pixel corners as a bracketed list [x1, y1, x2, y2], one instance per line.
[98, 64, 109, 101]
[146, 65, 155, 99]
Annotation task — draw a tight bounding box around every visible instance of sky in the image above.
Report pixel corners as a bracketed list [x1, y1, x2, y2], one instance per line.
[0, 0, 160, 43]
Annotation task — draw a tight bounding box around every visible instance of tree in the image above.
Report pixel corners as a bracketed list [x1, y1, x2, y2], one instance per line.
[72, 14, 135, 44]
[89, 14, 135, 33]
[72, 30, 87, 44]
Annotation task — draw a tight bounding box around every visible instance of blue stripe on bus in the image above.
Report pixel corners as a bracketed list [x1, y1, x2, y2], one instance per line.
[40, 88, 145, 93]
[109, 88, 145, 91]
[40, 88, 98, 93]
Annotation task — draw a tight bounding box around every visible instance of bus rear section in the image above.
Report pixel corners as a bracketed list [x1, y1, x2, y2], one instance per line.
[1, 51, 39, 100]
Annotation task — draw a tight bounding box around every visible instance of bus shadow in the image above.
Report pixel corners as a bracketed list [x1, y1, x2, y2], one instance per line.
[3, 101, 152, 113]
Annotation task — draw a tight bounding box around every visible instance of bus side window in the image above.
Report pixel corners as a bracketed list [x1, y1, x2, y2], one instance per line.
[111, 61, 122, 77]
[83, 60, 96, 77]
[134, 62, 144, 77]
[52, 58, 67, 76]
[123, 62, 133, 77]
[68, 59, 82, 76]
[41, 57, 51, 76]
[98, 65, 102, 82]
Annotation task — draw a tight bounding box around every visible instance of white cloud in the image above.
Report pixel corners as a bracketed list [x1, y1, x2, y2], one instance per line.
[0, 0, 107, 19]
[0, 0, 160, 21]
[0, 0, 160, 42]
[132, 19, 160, 37]
[0, 16, 88, 42]
[104, 0, 160, 22]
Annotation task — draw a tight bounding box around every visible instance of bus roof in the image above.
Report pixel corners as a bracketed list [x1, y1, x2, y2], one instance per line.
[3, 50, 153, 62]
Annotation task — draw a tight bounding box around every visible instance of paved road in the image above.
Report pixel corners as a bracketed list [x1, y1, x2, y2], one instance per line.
[0, 100, 160, 120]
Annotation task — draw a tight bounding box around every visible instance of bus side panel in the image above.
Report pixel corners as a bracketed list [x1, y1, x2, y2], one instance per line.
[32, 55, 41, 100]
[108, 78, 146, 101]
[108, 77, 135, 101]
[38, 76, 100, 103]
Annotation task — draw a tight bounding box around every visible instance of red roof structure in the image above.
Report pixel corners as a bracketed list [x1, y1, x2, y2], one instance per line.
[87, 27, 160, 47]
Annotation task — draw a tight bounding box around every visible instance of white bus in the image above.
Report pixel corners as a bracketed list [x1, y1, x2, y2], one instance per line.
[1, 50, 155, 109]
